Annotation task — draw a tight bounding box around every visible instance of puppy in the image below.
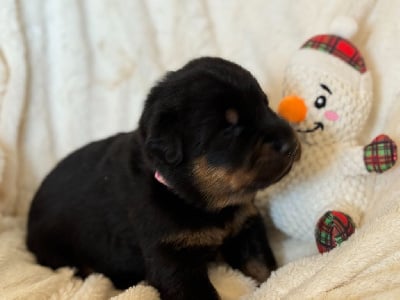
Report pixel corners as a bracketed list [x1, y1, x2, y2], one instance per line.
[27, 57, 299, 300]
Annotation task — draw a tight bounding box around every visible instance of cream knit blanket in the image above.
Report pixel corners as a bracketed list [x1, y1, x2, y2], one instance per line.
[1, 0, 400, 299]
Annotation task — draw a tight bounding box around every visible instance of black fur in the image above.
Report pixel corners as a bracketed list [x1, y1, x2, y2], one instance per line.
[27, 57, 299, 300]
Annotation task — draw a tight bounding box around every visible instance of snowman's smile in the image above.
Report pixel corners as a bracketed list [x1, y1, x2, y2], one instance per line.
[297, 122, 324, 133]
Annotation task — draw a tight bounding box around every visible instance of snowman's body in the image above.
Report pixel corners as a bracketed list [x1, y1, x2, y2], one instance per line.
[255, 54, 374, 244]
[256, 20, 397, 252]
[256, 19, 385, 252]
[260, 141, 368, 241]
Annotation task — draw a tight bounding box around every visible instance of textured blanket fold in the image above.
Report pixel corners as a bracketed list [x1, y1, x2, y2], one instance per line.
[1, 0, 400, 299]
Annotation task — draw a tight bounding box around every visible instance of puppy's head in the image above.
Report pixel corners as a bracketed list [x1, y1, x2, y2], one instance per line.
[139, 57, 299, 210]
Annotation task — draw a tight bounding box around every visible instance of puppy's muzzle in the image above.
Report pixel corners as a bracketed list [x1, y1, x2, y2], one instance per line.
[249, 130, 300, 189]
[271, 136, 301, 162]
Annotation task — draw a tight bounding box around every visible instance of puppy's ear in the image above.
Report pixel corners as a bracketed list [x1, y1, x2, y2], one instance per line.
[145, 116, 183, 167]
[145, 136, 182, 166]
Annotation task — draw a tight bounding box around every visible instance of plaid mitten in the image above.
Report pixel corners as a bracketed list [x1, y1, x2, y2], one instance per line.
[364, 134, 397, 173]
[315, 211, 355, 253]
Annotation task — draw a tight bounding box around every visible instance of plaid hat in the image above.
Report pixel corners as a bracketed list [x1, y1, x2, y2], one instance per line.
[301, 34, 367, 74]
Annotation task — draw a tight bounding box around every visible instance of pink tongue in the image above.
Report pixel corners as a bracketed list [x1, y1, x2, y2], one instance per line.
[154, 170, 169, 187]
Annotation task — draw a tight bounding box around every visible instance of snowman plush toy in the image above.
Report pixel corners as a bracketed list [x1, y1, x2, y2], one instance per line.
[257, 17, 398, 253]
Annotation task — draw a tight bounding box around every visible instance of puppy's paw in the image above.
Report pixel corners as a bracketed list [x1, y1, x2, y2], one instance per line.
[241, 259, 272, 283]
[315, 211, 355, 253]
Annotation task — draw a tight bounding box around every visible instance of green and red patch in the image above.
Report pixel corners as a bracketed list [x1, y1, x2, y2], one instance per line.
[315, 210, 355, 253]
[364, 134, 397, 173]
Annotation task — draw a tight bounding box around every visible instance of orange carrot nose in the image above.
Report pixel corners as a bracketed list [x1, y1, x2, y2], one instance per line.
[278, 95, 307, 123]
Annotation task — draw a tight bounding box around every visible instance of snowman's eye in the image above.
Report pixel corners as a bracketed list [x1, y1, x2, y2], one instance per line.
[314, 96, 326, 109]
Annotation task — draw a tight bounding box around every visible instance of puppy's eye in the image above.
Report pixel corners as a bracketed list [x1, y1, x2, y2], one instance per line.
[314, 96, 326, 109]
[225, 108, 239, 125]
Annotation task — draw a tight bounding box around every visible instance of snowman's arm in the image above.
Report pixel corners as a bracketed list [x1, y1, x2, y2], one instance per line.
[341, 134, 398, 176]
[319, 195, 365, 228]
[315, 174, 368, 253]
[340, 145, 369, 177]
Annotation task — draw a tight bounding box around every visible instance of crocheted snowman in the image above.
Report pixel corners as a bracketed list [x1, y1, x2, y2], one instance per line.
[257, 17, 398, 253]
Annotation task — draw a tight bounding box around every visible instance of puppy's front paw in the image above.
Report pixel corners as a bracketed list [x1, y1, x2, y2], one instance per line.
[241, 259, 272, 283]
[315, 211, 355, 253]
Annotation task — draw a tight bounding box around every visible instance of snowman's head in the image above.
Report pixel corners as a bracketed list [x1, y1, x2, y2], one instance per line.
[278, 18, 372, 145]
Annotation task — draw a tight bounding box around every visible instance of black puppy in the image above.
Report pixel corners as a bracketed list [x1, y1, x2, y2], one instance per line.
[27, 57, 299, 300]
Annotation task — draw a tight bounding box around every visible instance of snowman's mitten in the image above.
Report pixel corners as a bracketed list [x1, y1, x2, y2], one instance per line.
[364, 134, 397, 173]
[315, 211, 355, 253]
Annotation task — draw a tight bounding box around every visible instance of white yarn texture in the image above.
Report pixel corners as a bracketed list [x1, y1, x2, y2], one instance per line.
[257, 31, 373, 243]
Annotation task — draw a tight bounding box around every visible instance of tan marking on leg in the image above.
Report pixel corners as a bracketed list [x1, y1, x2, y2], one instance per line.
[242, 259, 271, 283]
[162, 227, 228, 249]
[161, 203, 260, 250]
[229, 203, 259, 236]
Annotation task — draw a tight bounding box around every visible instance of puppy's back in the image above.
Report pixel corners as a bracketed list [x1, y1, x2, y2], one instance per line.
[27, 132, 144, 273]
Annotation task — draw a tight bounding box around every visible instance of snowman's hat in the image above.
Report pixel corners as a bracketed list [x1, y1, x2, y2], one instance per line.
[301, 34, 366, 73]
[300, 16, 366, 74]
[288, 16, 369, 84]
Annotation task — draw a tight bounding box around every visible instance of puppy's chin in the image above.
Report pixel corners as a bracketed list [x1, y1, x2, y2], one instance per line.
[271, 158, 295, 183]
[246, 159, 295, 192]
[191, 154, 298, 210]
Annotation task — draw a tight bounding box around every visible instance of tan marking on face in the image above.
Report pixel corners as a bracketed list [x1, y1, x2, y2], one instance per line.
[192, 156, 257, 209]
[225, 108, 239, 124]
[162, 227, 227, 249]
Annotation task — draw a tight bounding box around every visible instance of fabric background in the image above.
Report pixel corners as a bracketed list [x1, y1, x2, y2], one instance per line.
[1, 0, 400, 299]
